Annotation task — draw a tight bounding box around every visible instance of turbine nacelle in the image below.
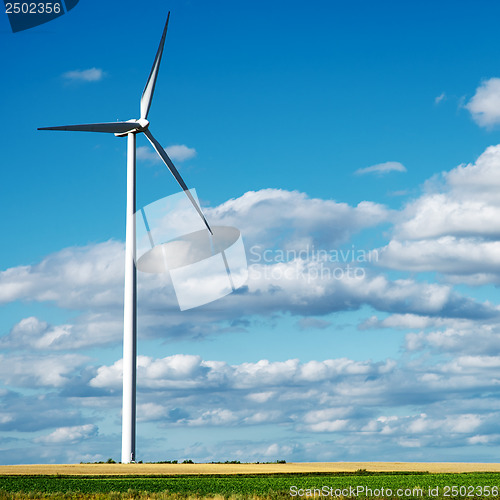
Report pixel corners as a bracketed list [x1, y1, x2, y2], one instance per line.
[114, 118, 150, 137]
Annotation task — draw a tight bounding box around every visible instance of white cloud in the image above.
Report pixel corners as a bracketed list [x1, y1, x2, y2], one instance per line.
[303, 407, 352, 425]
[392, 146, 500, 241]
[446, 145, 500, 199]
[0, 354, 89, 388]
[0, 317, 70, 350]
[166, 145, 196, 162]
[307, 419, 349, 432]
[435, 92, 446, 105]
[246, 391, 275, 403]
[468, 434, 492, 445]
[404, 321, 500, 355]
[62, 68, 104, 82]
[0, 240, 124, 308]
[466, 78, 500, 127]
[90, 354, 210, 390]
[0, 313, 123, 351]
[354, 161, 406, 176]
[137, 144, 196, 163]
[359, 413, 484, 441]
[137, 403, 165, 422]
[360, 313, 444, 330]
[187, 409, 238, 426]
[377, 144, 500, 284]
[393, 195, 500, 241]
[379, 237, 500, 275]
[35, 424, 98, 444]
[136, 146, 159, 162]
[209, 188, 390, 249]
[90, 355, 395, 394]
[243, 411, 282, 424]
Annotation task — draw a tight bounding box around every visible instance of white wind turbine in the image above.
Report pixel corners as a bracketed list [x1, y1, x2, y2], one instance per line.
[39, 12, 212, 464]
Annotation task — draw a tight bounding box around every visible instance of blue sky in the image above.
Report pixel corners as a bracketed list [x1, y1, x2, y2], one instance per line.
[3, 0, 500, 463]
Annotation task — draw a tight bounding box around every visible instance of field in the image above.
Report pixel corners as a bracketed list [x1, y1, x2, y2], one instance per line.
[2, 462, 500, 475]
[1, 463, 500, 499]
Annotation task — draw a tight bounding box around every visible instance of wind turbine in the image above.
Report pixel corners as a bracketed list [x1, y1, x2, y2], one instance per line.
[39, 12, 212, 464]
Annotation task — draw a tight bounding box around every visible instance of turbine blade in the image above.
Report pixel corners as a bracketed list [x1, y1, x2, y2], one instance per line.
[38, 122, 140, 134]
[144, 129, 213, 234]
[140, 11, 170, 120]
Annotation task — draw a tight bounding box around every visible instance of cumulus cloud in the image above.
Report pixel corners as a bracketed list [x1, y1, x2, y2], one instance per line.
[391, 146, 500, 241]
[64, 350, 500, 460]
[466, 78, 500, 127]
[0, 194, 390, 315]
[2, 343, 500, 462]
[35, 424, 98, 444]
[90, 354, 212, 391]
[62, 68, 105, 82]
[354, 161, 406, 176]
[0, 240, 124, 308]
[242, 263, 497, 320]
[2, 160, 500, 463]
[0, 313, 123, 351]
[137, 144, 196, 163]
[166, 145, 197, 162]
[0, 354, 90, 388]
[404, 320, 500, 356]
[1, 189, 449, 348]
[0, 317, 70, 350]
[379, 237, 500, 275]
[0, 186, 495, 358]
[393, 195, 500, 241]
[90, 355, 395, 395]
[377, 144, 500, 284]
[86, 354, 401, 435]
[209, 188, 390, 250]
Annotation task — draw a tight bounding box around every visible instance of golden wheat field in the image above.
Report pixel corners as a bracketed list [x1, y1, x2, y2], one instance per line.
[0, 462, 499, 475]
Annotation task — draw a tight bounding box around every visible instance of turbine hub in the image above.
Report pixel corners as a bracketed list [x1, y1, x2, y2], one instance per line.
[136, 118, 150, 130]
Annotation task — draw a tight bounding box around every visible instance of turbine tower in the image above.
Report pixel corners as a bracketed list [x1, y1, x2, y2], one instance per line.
[39, 12, 211, 463]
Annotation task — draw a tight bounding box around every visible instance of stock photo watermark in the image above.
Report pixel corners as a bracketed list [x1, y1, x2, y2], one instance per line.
[3, 0, 79, 32]
[248, 244, 378, 282]
[289, 484, 499, 498]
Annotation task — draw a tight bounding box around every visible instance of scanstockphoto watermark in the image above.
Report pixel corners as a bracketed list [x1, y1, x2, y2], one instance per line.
[248, 245, 378, 281]
[289, 484, 500, 498]
[289, 485, 425, 497]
